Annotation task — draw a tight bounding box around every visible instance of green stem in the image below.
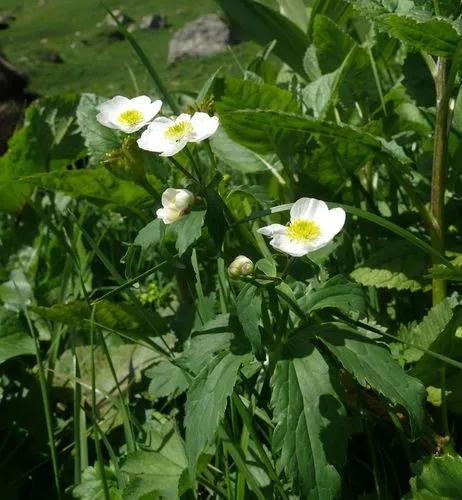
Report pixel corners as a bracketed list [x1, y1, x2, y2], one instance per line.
[167, 156, 200, 186]
[431, 57, 449, 305]
[90, 308, 111, 500]
[24, 308, 62, 500]
[440, 367, 450, 438]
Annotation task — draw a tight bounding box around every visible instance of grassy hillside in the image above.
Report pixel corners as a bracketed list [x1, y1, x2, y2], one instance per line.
[0, 0, 258, 96]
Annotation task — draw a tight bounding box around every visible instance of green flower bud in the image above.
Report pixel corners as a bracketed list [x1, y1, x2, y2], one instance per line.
[228, 255, 254, 279]
[103, 137, 146, 183]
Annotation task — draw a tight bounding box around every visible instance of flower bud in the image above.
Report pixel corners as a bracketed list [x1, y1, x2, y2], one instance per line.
[156, 188, 195, 224]
[104, 137, 146, 182]
[228, 255, 254, 279]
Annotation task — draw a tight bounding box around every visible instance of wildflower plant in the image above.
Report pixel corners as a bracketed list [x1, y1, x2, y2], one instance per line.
[2, 1, 462, 499]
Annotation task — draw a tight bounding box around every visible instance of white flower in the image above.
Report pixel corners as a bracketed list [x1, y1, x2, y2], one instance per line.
[137, 112, 219, 157]
[96, 95, 162, 133]
[156, 188, 195, 224]
[228, 255, 254, 279]
[257, 198, 346, 257]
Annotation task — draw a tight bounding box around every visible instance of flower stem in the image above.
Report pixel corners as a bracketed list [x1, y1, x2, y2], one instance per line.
[431, 57, 449, 305]
[167, 157, 200, 186]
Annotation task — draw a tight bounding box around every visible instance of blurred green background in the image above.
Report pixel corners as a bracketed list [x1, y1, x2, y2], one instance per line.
[0, 0, 259, 96]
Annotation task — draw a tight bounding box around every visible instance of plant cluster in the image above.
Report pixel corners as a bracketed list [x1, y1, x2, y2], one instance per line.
[2, 0, 462, 498]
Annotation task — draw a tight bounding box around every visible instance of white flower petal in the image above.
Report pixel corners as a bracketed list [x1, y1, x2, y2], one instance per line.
[190, 112, 219, 142]
[96, 112, 119, 129]
[161, 188, 193, 211]
[317, 207, 346, 243]
[176, 113, 192, 123]
[257, 224, 287, 237]
[98, 96, 129, 115]
[174, 189, 194, 211]
[269, 234, 314, 257]
[137, 118, 173, 152]
[129, 95, 152, 108]
[156, 207, 182, 225]
[159, 138, 189, 157]
[290, 197, 329, 222]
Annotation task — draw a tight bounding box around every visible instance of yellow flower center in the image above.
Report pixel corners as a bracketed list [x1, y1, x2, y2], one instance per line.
[118, 109, 144, 127]
[287, 218, 321, 241]
[164, 121, 194, 142]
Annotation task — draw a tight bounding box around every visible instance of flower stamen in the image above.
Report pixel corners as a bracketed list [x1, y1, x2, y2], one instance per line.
[164, 121, 194, 142]
[287, 218, 320, 241]
[118, 109, 144, 127]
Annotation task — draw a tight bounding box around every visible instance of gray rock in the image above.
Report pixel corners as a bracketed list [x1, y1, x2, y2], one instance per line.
[168, 14, 230, 62]
[139, 14, 167, 30]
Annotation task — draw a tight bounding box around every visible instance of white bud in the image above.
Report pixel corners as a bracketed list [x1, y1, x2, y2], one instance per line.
[157, 188, 194, 224]
[228, 255, 254, 279]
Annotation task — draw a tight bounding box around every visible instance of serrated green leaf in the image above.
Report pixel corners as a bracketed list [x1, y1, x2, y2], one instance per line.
[210, 128, 283, 175]
[122, 418, 187, 500]
[299, 275, 366, 315]
[0, 308, 35, 365]
[350, 241, 428, 291]
[214, 77, 302, 155]
[185, 350, 249, 475]
[168, 210, 206, 257]
[271, 341, 346, 498]
[347, 0, 462, 56]
[134, 219, 165, 250]
[146, 360, 189, 399]
[73, 466, 122, 500]
[24, 167, 149, 208]
[236, 283, 263, 359]
[225, 109, 412, 166]
[400, 296, 458, 363]
[318, 323, 426, 435]
[408, 453, 462, 499]
[76, 93, 121, 164]
[0, 95, 81, 212]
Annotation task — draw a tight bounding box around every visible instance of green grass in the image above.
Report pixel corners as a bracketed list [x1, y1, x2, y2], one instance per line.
[1, 0, 258, 96]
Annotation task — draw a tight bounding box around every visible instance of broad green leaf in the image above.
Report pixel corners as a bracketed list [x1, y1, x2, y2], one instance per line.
[0, 308, 35, 365]
[55, 342, 158, 433]
[299, 275, 366, 316]
[216, 0, 309, 76]
[169, 210, 206, 257]
[225, 109, 412, 166]
[0, 94, 84, 212]
[32, 299, 166, 340]
[210, 128, 283, 176]
[277, 0, 309, 32]
[24, 167, 149, 208]
[347, 0, 462, 56]
[408, 453, 462, 499]
[177, 332, 234, 375]
[303, 45, 322, 81]
[318, 323, 426, 434]
[399, 296, 458, 363]
[350, 241, 428, 292]
[0, 268, 33, 310]
[214, 77, 302, 155]
[236, 283, 263, 359]
[313, 15, 355, 74]
[410, 307, 462, 385]
[73, 466, 122, 500]
[134, 219, 165, 250]
[146, 360, 189, 399]
[185, 350, 249, 475]
[76, 93, 121, 164]
[271, 340, 346, 498]
[122, 418, 187, 500]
